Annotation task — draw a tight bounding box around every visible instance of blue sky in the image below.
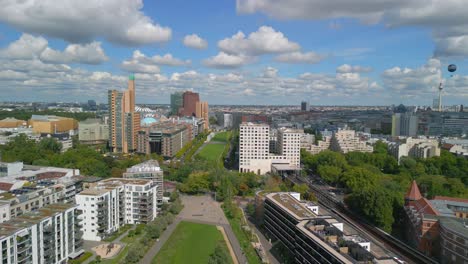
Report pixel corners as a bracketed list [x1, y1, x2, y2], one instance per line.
[0, 0, 467, 105]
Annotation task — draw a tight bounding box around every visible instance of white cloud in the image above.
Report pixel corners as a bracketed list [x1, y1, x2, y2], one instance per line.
[275, 51, 326, 64]
[0, 0, 171, 45]
[237, 0, 468, 57]
[336, 64, 372, 73]
[203, 52, 252, 69]
[183, 34, 208, 49]
[0, 34, 108, 65]
[40, 42, 108, 65]
[121, 60, 161, 74]
[218, 26, 300, 55]
[0, 34, 48, 60]
[381, 59, 442, 96]
[121, 50, 190, 73]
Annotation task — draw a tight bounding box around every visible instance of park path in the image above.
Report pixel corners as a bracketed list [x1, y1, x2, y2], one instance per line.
[139, 218, 182, 264]
[139, 195, 247, 264]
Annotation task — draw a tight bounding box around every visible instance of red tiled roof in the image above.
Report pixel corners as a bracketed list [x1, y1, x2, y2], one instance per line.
[441, 143, 454, 150]
[406, 180, 422, 201]
[433, 196, 468, 204]
[0, 182, 14, 191]
[408, 198, 440, 216]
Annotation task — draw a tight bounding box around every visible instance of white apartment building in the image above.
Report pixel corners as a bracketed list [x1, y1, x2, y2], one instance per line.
[0, 204, 83, 264]
[302, 136, 331, 155]
[239, 123, 303, 175]
[123, 160, 164, 209]
[330, 129, 373, 153]
[388, 137, 440, 163]
[76, 178, 158, 241]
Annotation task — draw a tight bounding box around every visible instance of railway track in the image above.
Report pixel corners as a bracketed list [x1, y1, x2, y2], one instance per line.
[288, 175, 438, 264]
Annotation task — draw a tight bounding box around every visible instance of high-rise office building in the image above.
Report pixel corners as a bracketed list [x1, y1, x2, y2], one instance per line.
[179, 91, 200, 117]
[392, 113, 418, 137]
[108, 76, 140, 153]
[170, 92, 183, 116]
[196, 101, 209, 130]
[301, 101, 309, 111]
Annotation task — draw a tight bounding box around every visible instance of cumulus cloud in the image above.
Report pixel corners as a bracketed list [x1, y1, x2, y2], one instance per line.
[0, 34, 48, 60]
[237, 0, 468, 57]
[40, 42, 108, 65]
[381, 58, 442, 96]
[275, 51, 326, 64]
[336, 64, 372, 73]
[0, 0, 171, 46]
[183, 34, 208, 49]
[203, 52, 252, 69]
[218, 26, 300, 55]
[121, 50, 190, 73]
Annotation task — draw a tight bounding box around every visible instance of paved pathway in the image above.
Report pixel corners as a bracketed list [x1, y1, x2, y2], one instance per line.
[140, 195, 247, 264]
[140, 218, 182, 264]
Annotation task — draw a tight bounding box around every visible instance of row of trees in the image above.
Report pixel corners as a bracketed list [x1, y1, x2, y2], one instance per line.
[0, 134, 160, 177]
[301, 142, 468, 232]
[0, 109, 96, 121]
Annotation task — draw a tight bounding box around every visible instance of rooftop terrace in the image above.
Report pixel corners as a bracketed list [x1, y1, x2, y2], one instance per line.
[0, 203, 76, 238]
[268, 192, 317, 220]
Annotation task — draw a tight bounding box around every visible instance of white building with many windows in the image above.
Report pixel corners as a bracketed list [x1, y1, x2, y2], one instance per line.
[0, 203, 82, 264]
[76, 178, 157, 241]
[239, 123, 303, 175]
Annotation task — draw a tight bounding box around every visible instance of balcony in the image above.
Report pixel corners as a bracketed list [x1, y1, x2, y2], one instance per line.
[17, 251, 32, 263]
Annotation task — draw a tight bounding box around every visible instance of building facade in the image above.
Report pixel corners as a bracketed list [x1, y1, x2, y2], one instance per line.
[329, 129, 373, 153]
[28, 115, 78, 134]
[392, 113, 418, 137]
[76, 178, 158, 241]
[179, 91, 200, 117]
[78, 118, 109, 145]
[170, 91, 183, 116]
[196, 101, 209, 130]
[239, 123, 303, 174]
[123, 160, 164, 209]
[0, 204, 82, 264]
[388, 138, 440, 163]
[136, 122, 189, 157]
[108, 75, 141, 153]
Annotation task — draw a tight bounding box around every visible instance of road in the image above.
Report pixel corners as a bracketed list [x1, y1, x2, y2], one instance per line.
[140, 195, 247, 264]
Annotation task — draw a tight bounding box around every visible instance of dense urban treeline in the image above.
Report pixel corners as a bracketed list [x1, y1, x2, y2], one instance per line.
[0, 110, 96, 121]
[301, 142, 468, 232]
[0, 134, 161, 177]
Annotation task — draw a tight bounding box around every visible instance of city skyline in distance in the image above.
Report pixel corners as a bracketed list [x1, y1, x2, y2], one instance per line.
[1, 1, 468, 105]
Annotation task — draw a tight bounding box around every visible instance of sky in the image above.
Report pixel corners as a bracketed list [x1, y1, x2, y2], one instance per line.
[0, 0, 468, 106]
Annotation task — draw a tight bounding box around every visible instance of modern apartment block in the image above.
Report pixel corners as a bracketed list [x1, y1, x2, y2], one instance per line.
[0, 204, 83, 264]
[388, 138, 440, 163]
[123, 160, 164, 209]
[108, 75, 141, 153]
[330, 129, 373, 153]
[76, 178, 158, 241]
[136, 122, 190, 157]
[239, 122, 303, 174]
[261, 192, 389, 264]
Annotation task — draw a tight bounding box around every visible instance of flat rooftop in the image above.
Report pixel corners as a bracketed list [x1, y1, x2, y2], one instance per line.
[79, 178, 152, 196]
[267, 193, 317, 220]
[0, 203, 76, 238]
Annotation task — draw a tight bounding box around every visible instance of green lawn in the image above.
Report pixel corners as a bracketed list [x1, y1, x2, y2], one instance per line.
[197, 144, 226, 161]
[152, 221, 231, 264]
[212, 131, 231, 143]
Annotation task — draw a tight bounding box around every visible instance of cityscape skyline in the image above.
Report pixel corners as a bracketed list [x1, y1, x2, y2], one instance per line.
[1, 1, 468, 105]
